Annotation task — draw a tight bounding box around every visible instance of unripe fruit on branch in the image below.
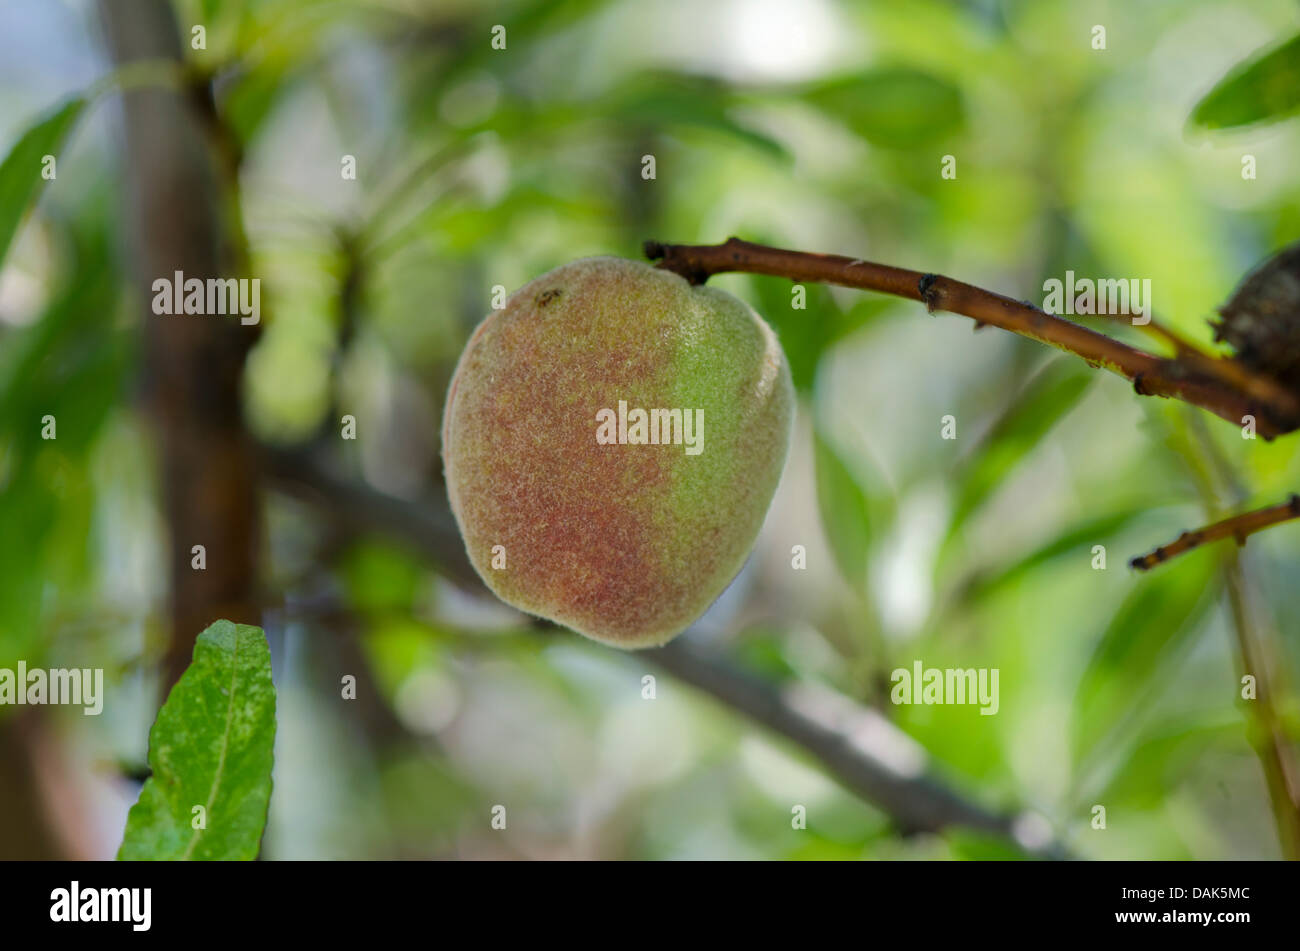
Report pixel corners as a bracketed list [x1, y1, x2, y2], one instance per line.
[442, 257, 794, 648]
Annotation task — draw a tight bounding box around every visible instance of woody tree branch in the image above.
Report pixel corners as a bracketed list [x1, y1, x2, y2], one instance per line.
[649, 238, 1300, 857]
[649, 636, 1066, 856]
[645, 240, 1300, 572]
[263, 444, 1070, 859]
[99, 0, 262, 691]
[645, 237, 1300, 439]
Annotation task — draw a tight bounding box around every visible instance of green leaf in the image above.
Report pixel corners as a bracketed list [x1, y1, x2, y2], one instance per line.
[749, 274, 886, 392]
[608, 73, 790, 160]
[956, 504, 1157, 604]
[0, 217, 124, 666]
[1191, 32, 1300, 130]
[118, 621, 277, 861]
[339, 540, 425, 615]
[802, 68, 964, 149]
[948, 358, 1093, 535]
[0, 97, 85, 270]
[1098, 715, 1242, 808]
[1071, 553, 1219, 763]
[814, 430, 873, 596]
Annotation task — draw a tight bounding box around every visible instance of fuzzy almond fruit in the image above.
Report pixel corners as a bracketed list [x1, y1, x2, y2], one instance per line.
[443, 257, 794, 648]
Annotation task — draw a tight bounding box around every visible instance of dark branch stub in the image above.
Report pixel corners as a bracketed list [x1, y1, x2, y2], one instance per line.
[918, 273, 940, 313]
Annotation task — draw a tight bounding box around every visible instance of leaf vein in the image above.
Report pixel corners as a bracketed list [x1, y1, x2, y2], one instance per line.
[180, 631, 242, 860]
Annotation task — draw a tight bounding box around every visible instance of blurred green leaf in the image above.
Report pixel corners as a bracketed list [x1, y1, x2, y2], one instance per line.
[1072, 553, 1219, 763]
[750, 275, 885, 391]
[379, 755, 485, 851]
[223, 62, 296, 144]
[949, 358, 1093, 535]
[340, 540, 425, 615]
[802, 68, 964, 148]
[1099, 715, 1242, 808]
[0, 213, 125, 665]
[0, 96, 85, 270]
[956, 505, 1158, 603]
[814, 430, 872, 596]
[784, 834, 867, 860]
[732, 625, 800, 681]
[1191, 33, 1300, 130]
[428, 0, 616, 91]
[608, 73, 789, 160]
[363, 617, 443, 698]
[946, 828, 1029, 861]
[119, 621, 277, 860]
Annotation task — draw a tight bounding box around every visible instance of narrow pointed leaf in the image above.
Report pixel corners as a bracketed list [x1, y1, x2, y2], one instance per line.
[1191, 33, 1300, 130]
[1071, 554, 1219, 763]
[0, 97, 85, 269]
[814, 430, 874, 596]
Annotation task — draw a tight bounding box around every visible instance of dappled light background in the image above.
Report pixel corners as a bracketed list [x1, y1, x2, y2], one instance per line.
[3, 0, 1300, 859]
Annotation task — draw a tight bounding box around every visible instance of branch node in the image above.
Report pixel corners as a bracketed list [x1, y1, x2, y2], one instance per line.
[918, 273, 940, 313]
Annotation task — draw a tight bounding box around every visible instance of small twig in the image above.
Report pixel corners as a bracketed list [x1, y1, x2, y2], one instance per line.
[1129, 493, 1300, 571]
[644, 237, 1300, 439]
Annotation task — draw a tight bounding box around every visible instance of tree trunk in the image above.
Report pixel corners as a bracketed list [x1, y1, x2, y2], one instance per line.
[98, 0, 262, 692]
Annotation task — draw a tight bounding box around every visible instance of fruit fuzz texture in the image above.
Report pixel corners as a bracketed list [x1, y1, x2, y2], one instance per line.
[443, 257, 795, 648]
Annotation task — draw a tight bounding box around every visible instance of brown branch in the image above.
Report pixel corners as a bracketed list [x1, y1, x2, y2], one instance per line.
[0, 712, 71, 858]
[1129, 493, 1300, 570]
[645, 237, 1300, 439]
[263, 444, 1070, 858]
[651, 637, 1069, 857]
[1094, 309, 1300, 417]
[1222, 555, 1300, 859]
[261, 445, 480, 590]
[99, 0, 262, 692]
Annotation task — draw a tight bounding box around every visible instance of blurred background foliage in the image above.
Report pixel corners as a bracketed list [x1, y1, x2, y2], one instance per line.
[2, 0, 1300, 860]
